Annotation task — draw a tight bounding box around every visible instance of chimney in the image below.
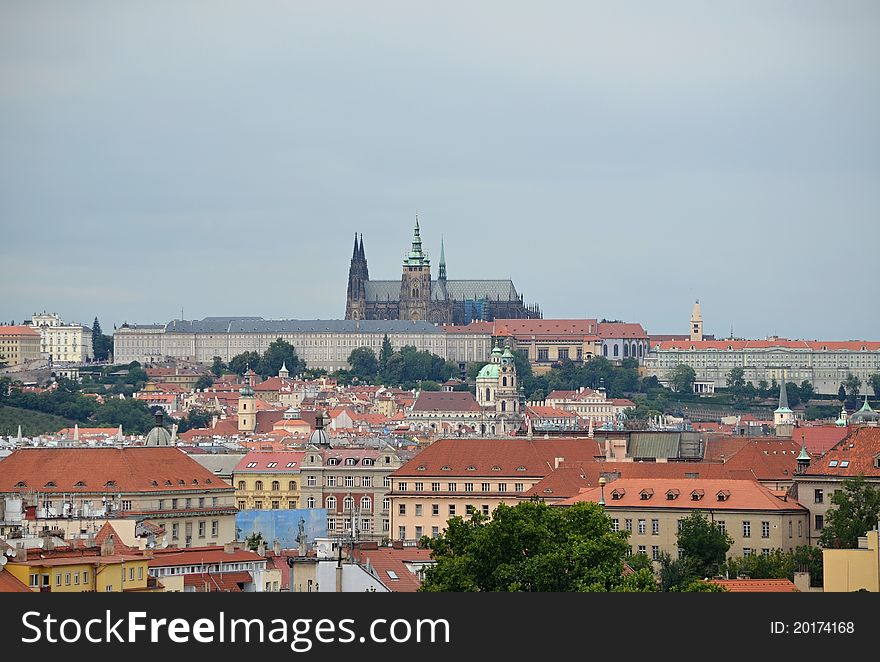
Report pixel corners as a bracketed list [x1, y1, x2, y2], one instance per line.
[793, 571, 811, 592]
[554, 457, 564, 469]
[100, 534, 116, 557]
[224, 542, 235, 554]
[273, 539, 281, 556]
[391, 540, 403, 550]
[257, 542, 266, 557]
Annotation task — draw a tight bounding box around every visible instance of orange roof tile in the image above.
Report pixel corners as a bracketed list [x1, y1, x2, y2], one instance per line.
[710, 578, 798, 592]
[805, 427, 880, 477]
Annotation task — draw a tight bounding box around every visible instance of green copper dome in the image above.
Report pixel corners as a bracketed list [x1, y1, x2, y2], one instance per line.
[477, 363, 500, 380]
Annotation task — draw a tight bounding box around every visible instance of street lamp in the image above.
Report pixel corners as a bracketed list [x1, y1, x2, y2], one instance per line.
[598, 476, 606, 506]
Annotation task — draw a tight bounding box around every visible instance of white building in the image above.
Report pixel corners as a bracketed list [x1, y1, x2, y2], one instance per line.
[28, 312, 93, 363]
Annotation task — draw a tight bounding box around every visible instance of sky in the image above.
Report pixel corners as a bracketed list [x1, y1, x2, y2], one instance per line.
[1, 1, 878, 340]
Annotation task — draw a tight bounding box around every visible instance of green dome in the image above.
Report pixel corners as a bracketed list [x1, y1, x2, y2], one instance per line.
[502, 347, 514, 358]
[477, 363, 500, 380]
[490, 346, 503, 356]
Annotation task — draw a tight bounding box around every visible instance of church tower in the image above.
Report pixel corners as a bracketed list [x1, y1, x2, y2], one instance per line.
[238, 370, 257, 434]
[399, 217, 432, 322]
[690, 300, 704, 341]
[345, 234, 368, 320]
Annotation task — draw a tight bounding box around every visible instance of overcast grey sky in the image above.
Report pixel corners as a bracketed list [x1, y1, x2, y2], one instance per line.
[1, 1, 878, 339]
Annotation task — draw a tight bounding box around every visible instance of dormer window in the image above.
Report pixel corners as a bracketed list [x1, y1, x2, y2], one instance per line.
[178, 480, 185, 486]
[840, 460, 849, 468]
[516, 466, 526, 472]
[45, 481, 57, 488]
[491, 465, 501, 471]
[666, 489, 680, 500]
[192, 479, 199, 485]
[716, 490, 731, 502]
[611, 488, 625, 500]
[266, 462, 277, 468]
[286, 462, 296, 468]
[467, 465, 476, 471]
[205, 479, 212, 484]
[151, 480, 159, 487]
[416, 465, 426, 471]
[14, 481, 27, 488]
[345, 458, 357, 466]
[829, 460, 838, 467]
[246, 462, 257, 468]
[75, 481, 86, 488]
[327, 458, 339, 466]
[362, 458, 374, 466]
[441, 465, 451, 471]
[639, 488, 654, 500]
[105, 481, 116, 487]
[691, 489, 704, 501]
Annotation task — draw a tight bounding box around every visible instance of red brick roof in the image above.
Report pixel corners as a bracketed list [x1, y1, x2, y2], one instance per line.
[351, 546, 433, 592]
[411, 391, 481, 413]
[393, 438, 603, 478]
[0, 447, 231, 493]
[709, 578, 798, 592]
[804, 427, 880, 477]
[522, 466, 595, 499]
[233, 450, 306, 472]
[182, 571, 251, 592]
[557, 478, 807, 512]
[525, 406, 578, 418]
[0, 325, 39, 336]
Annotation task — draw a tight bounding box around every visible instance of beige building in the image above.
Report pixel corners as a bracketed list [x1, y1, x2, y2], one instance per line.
[28, 312, 94, 363]
[0, 447, 238, 548]
[823, 529, 880, 592]
[557, 478, 810, 561]
[0, 325, 41, 367]
[233, 450, 306, 510]
[389, 438, 601, 542]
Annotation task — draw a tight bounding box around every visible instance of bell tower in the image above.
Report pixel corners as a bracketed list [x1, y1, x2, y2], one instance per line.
[399, 216, 431, 322]
[690, 300, 704, 341]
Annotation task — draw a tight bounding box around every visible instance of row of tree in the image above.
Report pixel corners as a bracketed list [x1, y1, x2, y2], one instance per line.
[342, 339, 458, 390]
[211, 339, 305, 379]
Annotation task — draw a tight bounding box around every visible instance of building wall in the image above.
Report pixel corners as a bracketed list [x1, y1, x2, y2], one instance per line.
[0, 328, 41, 366]
[7, 558, 152, 592]
[823, 530, 880, 592]
[234, 470, 302, 510]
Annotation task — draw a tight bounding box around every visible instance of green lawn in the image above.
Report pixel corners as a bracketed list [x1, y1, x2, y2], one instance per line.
[0, 406, 74, 437]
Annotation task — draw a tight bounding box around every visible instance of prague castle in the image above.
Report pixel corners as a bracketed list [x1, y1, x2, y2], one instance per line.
[345, 219, 541, 325]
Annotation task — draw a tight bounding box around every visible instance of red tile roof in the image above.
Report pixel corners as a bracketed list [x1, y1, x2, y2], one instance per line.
[709, 578, 799, 592]
[0, 447, 231, 493]
[182, 571, 252, 592]
[522, 466, 595, 499]
[804, 427, 880, 477]
[597, 322, 648, 338]
[393, 438, 603, 478]
[704, 437, 803, 481]
[410, 391, 481, 413]
[557, 478, 807, 512]
[441, 322, 495, 334]
[655, 339, 880, 351]
[233, 450, 307, 472]
[0, 325, 39, 336]
[351, 546, 433, 592]
[0, 568, 31, 592]
[492, 319, 599, 337]
[148, 547, 264, 567]
[795, 426, 851, 455]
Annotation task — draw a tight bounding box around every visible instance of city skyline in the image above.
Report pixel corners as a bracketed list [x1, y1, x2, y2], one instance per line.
[2, 2, 878, 340]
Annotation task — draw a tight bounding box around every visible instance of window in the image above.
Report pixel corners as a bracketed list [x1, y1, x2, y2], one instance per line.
[538, 348, 549, 362]
[74, 572, 80, 585]
[761, 521, 770, 538]
[345, 458, 357, 466]
[384, 477, 391, 489]
[172, 523, 179, 540]
[399, 504, 406, 515]
[65, 573, 71, 586]
[611, 519, 619, 532]
[415, 482, 425, 492]
[637, 545, 646, 554]
[415, 504, 423, 516]
[743, 521, 751, 538]
[652, 546, 660, 561]
[762, 548, 770, 556]
[306, 497, 315, 508]
[464, 483, 474, 492]
[382, 519, 389, 532]
[399, 482, 408, 491]
[743, 548, 753, 557]
[288, 481, 297, 491]
[716, 520, 726, 534]
[343, 496, 353, 511]
[83, 571, 89, 585]
[465, 505, 475, 515]
[172, 499, 178, 509]
[558, 348, 569, 361]
[432, 526, 439, 538]
[383, 498, 390, 511]
[415, 526, 423, 539]
[398, 526, 406, 540]
[267, 462, 277, 469]
[447, 483, 457, 492]
[121, 500, 132, 511]
[638, 519, 646, 535]
[328, 518, 336, 531]
[482, 504, 490, 516]
[625, 519, 632, 532]
[814, 489, 823, 504]
[254, 500, 262, 509]
[326, 496, 337, 510]
[307, 475, 317, 487]
[246, 462, 257, 468]
[362, 476, 372, 488]
[238, 500, 246, 510]
[158, 499, 165, 510]
[254, 481, 263, 491]
[448, 504, 456, 516]
[199, 521, 206, 538]
[432, 504, 439, 516]
[212, 520, 219, 537]
[129, 567, 134, 582]
[360, 496, 371, 511]
[498, 483, 507, 492]
[326, 476, 337, 487]
[55, 573, 61, 587]
[344, 476, 354, 488]
[797, 520, 802, 537]
[515, 483, 524, 492]
[815, 514, 824, 530]
[481, 482, 490, 492]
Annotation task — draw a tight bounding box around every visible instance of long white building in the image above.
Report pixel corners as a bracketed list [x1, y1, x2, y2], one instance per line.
[114, 317, 490, 372]
[643, 338, 880, 395]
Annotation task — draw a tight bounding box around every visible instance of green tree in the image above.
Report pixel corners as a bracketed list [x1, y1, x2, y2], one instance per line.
[379, 335, 394, 373]
[210, 356, 226, 377]
[724, 549, 795, 580]
[93, 398, 156, 434]
[838, 384, 847, 402]
[348, 347, 379, 382]
[785, 382, 801, 408]
[726, 367, 746, 395]
[799, 380, 815, 404]
[176, 408, 213, 433]
[868, 373, 880, 398]
[818, 476, 880, 549]
[194, 375, 214, 391]
[91, 317, 113, 361]
[626, 552, 654, 573]
[228, 351, 262, 376]
[658, 553, 701, 591]
[419, 501, 634, 592]
[676, 512, 733, 578]
[245, 532, 265, 551]
[677, 580, 727, 592]
[843, 372, 861, 407]
[669, 364, 696, 394]
[259, 338, 302, 378]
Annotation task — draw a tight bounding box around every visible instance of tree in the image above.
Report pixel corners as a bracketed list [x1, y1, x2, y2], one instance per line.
[669, 364, 696, 394]
[176, 408, 212, 433]
[799, 380, 815, 405]
[785, 382, 801, 408]
[194, 375, 214, 391]
[419, 501, 636, 592]
[245, 532, 265, 551]
[658, 553, 701, 591]
[818, 476, 880, 549]
[676, 512, 732, 578]
[726, 367, 746, 394]
[467, 361, 488, 382]
[210, 356, 226, 377]
[837, 384, 847, 402]
[379, 335, 394, 373]
[91, 317, 113, 362]
[93, 398, 156, 434]
[259, 338, 301, 378]
[843, 372, 861, 408]
[869, 373, 880, 398]
[348, 347, 379, 382]
[228, 351, 262, 376]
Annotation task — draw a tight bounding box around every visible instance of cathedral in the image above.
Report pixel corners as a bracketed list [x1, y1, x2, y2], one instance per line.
[345, 219, 541, 325]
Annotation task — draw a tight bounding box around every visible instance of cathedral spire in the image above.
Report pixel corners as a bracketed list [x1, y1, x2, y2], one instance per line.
[439, 236, 447, 281]
[352, 233, 359, 259]
[405, 214, 429, 266]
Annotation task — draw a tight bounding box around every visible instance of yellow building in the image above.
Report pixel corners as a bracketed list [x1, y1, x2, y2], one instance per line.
[233, 451, 306, 510]
[6, 553, 158, 592]
[823, 530, 880, 592]
[0, 325, 41, 367]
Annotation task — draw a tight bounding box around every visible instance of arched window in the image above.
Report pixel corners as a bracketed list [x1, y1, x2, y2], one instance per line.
[289, 481, 297, 491]
[326, 496, 336, 510]
[360, 496, 372, 511]
[613, 345, 619, 357]
[501, 400, 507, 412]
[412, 287, 419, 298]
[485, 388, 491, 401]
[343, 496, 354, 511]
[624, 343, 629, 357]
[271, 480, 279, 491]
[306, 497, 315, 508]
[237, 481, 245, 491]
[631, 342, 637, 357]
[638, 344, 643, 357]
[255, 480, 263, 491]
[603, 345, 608, 357]
[502, 376, 507, 386]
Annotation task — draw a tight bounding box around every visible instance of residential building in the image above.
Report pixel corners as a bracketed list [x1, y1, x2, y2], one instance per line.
[233, 451, 306, 510]
[823, 529, 880, 592]
[557, 478, 810, 560]
[0, 325, 41, 367]
[28, 312, 93, 363]
[147, 544, 280, 592]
